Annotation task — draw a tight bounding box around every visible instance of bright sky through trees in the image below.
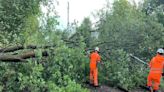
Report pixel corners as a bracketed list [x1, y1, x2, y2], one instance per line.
[56, 0, 142, 28]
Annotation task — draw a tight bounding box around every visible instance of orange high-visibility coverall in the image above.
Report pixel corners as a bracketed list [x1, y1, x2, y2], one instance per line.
[147, 54, 164, 90]
[89, 51, 101, 86]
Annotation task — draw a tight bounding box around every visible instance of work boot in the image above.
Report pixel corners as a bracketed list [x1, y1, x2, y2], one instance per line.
[153, 90, 158, 92]
[89, 83, 93, 86]
[148, 86, 153, 92]
[93, 85, 100, 87]
[89, 81, 93, 86]
[94, 85, 100, 88]
[94, 86, 100, 88]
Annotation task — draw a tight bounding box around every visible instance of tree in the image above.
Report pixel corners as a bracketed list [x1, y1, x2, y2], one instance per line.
[142, 0, 164, 25]
[0, 0, 90, 91]
[76, 18, 93, 47]
[0, 0, 40, 43]
[93, 0, 164, 90]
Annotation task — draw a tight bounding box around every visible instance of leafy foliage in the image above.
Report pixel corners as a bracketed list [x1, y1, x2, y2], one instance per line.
[142, 0, 164, 25]
[0, 0, 41, 43]
[1, 0, 164, 91]
[0, 0, 89, 91]
[88, 0, 164, 90]
[99, 49, 148, 90]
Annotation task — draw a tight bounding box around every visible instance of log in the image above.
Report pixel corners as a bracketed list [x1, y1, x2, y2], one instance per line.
[0, 45, 23, 53]
[0, 54, 26, 62]
[0, 45, 55, 53]
[0, 51, 48, 62]
[19, 51, 48, 59]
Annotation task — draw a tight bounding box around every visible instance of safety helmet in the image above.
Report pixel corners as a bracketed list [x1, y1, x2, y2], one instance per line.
[95, 47, 100, 52]
[157, 48, 164, 54]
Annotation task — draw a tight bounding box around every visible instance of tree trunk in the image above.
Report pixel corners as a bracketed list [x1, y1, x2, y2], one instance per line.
[0, 51, 48, 62]
[0, 45, 55, 53]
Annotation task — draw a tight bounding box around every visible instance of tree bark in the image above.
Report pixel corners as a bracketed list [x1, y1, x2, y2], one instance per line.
[0, 45, 55, 53]
[0, 55, 25, 62]
[0, 51, 48, 62]
[0, 45, 23, 53]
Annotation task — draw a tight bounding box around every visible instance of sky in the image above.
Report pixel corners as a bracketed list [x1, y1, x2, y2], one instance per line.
[56, 0, 142, 28]
[56, 0, 108, 28]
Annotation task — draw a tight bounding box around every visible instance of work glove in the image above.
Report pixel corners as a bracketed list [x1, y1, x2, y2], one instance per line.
[162, 73, 164, 76]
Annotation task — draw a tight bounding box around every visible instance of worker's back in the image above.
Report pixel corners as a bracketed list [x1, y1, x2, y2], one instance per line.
[90, 52, 100, 69]
[149, 54, 164, 74]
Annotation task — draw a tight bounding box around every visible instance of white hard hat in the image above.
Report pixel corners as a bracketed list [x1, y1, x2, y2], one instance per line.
[157, 48, 164, 54]
[95, 47, 100, 52]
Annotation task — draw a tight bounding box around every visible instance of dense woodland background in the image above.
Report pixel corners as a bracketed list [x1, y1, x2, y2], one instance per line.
[0, 0, 164, 91]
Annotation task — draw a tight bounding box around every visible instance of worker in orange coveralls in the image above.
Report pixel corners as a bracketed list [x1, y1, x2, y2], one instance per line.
[147, 48, 164, 92]
[89, 47, 102, 87]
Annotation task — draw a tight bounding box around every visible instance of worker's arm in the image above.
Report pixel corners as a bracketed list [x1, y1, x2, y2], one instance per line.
[149, 58, 154, 68]
[162, 62, 164, 76]
[97, 54, 104, 65]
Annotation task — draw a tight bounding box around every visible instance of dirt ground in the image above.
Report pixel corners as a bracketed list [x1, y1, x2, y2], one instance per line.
[84, 81, 164, 92]
[85, 84, 150, 92]
[89, 85, 124, 92]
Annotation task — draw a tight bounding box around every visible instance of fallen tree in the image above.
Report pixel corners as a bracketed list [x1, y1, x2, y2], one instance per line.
[0, 45, 55, 53]
[0, 50, 48, 62]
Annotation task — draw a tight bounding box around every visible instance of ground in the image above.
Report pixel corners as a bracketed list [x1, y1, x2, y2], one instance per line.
[89, 85, 124, 92]
[89, 85, 151, 92]
[84, 81, 164, 92]
[84, 83, 150, 92]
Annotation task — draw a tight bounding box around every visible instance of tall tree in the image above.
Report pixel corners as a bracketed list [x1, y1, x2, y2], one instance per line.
[0, 0, 40, 34]
[142, 0, 164, 25]
[67, 18, 93, 48]
[95, 0, 164, 57]
[77, 18, 92, 47]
